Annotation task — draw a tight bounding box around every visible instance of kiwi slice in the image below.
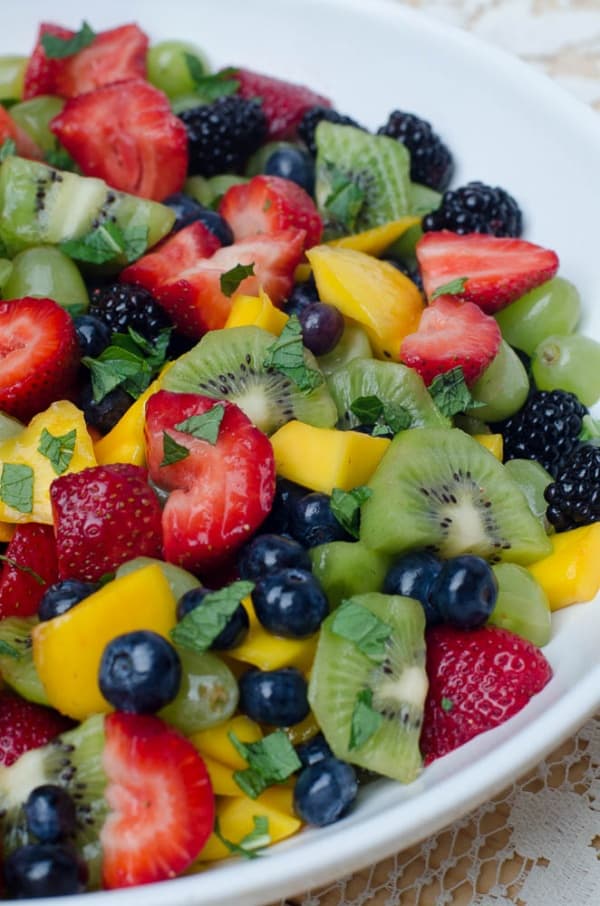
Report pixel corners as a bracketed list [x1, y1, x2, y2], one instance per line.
[409, 182, 442, 217]
[0, 617, 48, 705]
[0, 258, 12, 292]
[360, 427, 552, 564]
[308, 591, 426, 783]
[316, 322, 372, 377]
[0, 714, 107, 888]
[328, 357, 449, 430]
[309, 541, 392, 610]
[163, 325, 338, 435]
[488, 563, 552, 647]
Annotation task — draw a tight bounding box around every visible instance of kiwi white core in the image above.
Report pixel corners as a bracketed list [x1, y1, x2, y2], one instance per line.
[0, 748, 47, 810]
[440, 492, 492, 557]
[375, 665, 429, 711]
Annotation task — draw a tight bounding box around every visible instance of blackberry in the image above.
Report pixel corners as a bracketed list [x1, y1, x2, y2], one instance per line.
[78, 383, 133, 435]
[88, 283, 172, 343]
[493, 389, 587, 478]
[179, 97, 267, 177]
[297, 106, 366, 156]
[545, 445, 600, 532]
[423, 181, 522, 237]
[377, 110, 453, 192]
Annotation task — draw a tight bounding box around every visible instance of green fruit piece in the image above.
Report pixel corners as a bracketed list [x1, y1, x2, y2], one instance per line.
[116, 556, 201, 601]
[309, 541, 391, 610]
[385, 223, 423, 263]
[159, 647, 238, 735]
[360, 427, 552, 564]
[454, 414, 490, 436]
[316, 323, 372, 377]
[184, 174, 248, 208]
[0, 412, 23, 441]
[0, 617, 48, 705]
[489, 563, 552, 647]
[2, 246, 89, 312]
[0, 56, 27, 101]
[164, 325, 337, 435]
[467, 340, 529, 421]
[495, 277, 581, 355]
[308, 591, 426, 783]
[531, 334, 600, 406]
[409, 182, 442, 216]
[184, 175, 211, 205]
[504, 458, 554, 532]
[10, 96, 65, 152]
[0, 258, 12, 292]
[147, 40, 210, 99]
[245, 142, 299, 177]
[315, 122, 411, 238]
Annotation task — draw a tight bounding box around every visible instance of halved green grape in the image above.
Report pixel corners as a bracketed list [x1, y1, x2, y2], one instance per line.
[0, 258, 13, 292]
[489, 563, 552, 647]
[495, 277, 581, 355]
[454, 414, 490, 436]
[116, 556, 201, 601]
[10, 96, 65, 152]
[504, 458, 553, 532]
[0, 412, 23, 441]
[2, 246, 89, 313]
[0, 56, 27, 101]
[147, 40, 210, 99]
[245, 141, 300, 177]
[185, 174, 248, 209]
[467, 339, 529, 421]
[159, 647, 238, 734]
[531, 334, 600, 406]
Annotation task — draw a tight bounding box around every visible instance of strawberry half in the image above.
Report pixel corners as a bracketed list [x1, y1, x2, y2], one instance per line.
[421, 625, 553, 764]
[145, 391, 275, 573]
[51, 80, 188, 201]
[0, 692, 72, 766]
[50, 464, 163, 582]
[400, 296, 501, 386]
[0, 106, 43, 159]
[0, 297, 80, 423]
[417, 231, 559, 314]
[23, 23, 74, 99]
[235, 67, 331, 139]
[0, 524, 58, 619]
[101, 712, 214, 888]
[219, 175, 323, 248]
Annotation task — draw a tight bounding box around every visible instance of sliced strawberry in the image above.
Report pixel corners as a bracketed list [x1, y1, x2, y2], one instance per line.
[0, 297, 80, 423]
[417, 231, 559, 314]
[54, 24, 148, 98]
[0, 691, 72, 766]
[235, 67, 331, 139]
[51, 80, 188, 201]
[400, 296, 501, 386]
[0, 524, 58, 619]
[50, 464, 163, 582]
[219, 175, 323, 248]
[23, 23, 74, 99]
[421, 625, 552, 764]
[120, 221, 221, 295]
[145, 391, 275, 572]
[156, 229, 305, 338]
[0, 106, 43, 159]
[101, 712, 214, 888]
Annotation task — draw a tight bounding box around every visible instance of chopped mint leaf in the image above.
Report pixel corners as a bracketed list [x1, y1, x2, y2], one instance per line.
[184, 59, 240, 102]
[214, 815, 270, 860]
[98, 572, 115, 587]
[330, 600, 391, 663]
[44, 147, 77, 171]
[322, 161, 365, 234]
[430, 277, 468, 301]
[330, 486, 372, 539]
[0, 639, 21, 659]
[175, 404, 225, 446]
[83, 328, 170, 404]
[160, 432, 190, 467]
[349, 688, 383, 750]
[350, 396, 384, 424]
[349, 395, 413, 436]
[220, 262, 255, 297]
[0, 138, 16, 162]
[41, 22, 96, 59]
[580, 415, 600, 442]
[0, 555, 45, 587]
[0, 99, 18, 110]
[37, 428, 76, 476]
[428, 366, 484, 418]
[0, 463, 34, 514]
[60, 221, 148, 266]
[441, 697, 454, 712]
[263, 316, 323, 393]
[170, 580, 253, 652]
[230, 729, 301, 799]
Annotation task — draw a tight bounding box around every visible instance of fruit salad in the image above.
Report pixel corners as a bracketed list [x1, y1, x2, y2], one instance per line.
[0, 17, 600, 899]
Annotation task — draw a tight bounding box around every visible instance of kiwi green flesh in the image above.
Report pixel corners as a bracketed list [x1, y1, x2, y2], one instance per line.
[316, 323, 372, 377]
[163, 326, 337, 435]
[309, 541, 392, 610]
[308, 592, 426, 783]
[467, 340, 529, 422]
[0, 714, 107, 889]
[504, 459, 554, 533]
[488, 563, 552, 647]
[360, 428, 552, 564]
[0, 617, 48, 705]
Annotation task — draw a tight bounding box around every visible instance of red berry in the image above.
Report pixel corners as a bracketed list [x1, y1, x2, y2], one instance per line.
[0, 524, 58, 619]
[0, 692, 72, 767]
[235, 67, 331, 140]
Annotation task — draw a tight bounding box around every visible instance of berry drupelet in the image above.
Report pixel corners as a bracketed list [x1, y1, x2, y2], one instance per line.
[423, 181, 523, 237]
[298, 105, 366, 156]
[377, 110, 453, 192]
[88, 283, 172, 344]
[545, 444, 600, 532]
[179, 96, 267, 177]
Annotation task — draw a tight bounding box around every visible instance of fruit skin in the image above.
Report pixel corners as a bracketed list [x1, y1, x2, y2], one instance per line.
[531, 334, 600, 406]
[224, 290, 289, 334]
[423, 181, 522, 237]
[429, 555, 498, 630]
[3, 843, 87, 897]
[545, 444, 600, 532]
[383, 551, 442, 626]
[251, 567, 329, 638]
[179, 96, 267, 177]
[239, 666, 310, 726]
[289, 492, 352, 548]
[238, 533, 311, 581]
[377, 110, 453, 192]
[293, 757, 357, 826]
[0, 524, 58, 619]
[0, 105, 43, 159]
[265, 145, 315, 195]
[24, 784, 77, 843]
[495, 277, 581, 355]
[296, 732, 333, 768]
[99, 631, 182, 714]
[88, 283, 172, 344]
[527, 523, 600, 611]
[0, 691, 72, 766]
[235, 68, 331, 140]
[299, 302, 345, 356]
[421, 624, 552, 763]
[297, 106, 362, 156]
[23, 23, 73, 99]
[163, 192, 234, 244]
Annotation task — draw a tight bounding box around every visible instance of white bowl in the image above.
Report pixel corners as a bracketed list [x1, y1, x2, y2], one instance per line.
[4, 1, 600, 904]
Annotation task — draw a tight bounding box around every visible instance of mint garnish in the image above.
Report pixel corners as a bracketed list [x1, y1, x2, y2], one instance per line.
[170, 580, 254, 652]
[263, 316, 323, 393]
[330, 600, 391, 663]
[0, 463, 34, 514]
[175, 404, 225, 446]
[349, 688, 383, 750]
[220, 262, 255, 297]
[37, 428, 76, 476]
[330, 486, 372, 539]
[229, 730, 301, 799]
[41, 22, 96, 59]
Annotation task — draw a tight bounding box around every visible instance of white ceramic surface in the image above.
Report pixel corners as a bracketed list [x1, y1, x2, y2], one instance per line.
[4, 1, 600, 904]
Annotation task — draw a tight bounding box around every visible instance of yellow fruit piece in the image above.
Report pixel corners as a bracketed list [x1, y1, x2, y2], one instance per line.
[224, 289, 288, 335]
[284, 711, 320, 746]
[307, 245, 423, 359]
[191, 714, 262, 770]
[294, 263, 312, 283]
[270, 420, 390, 494]
[201, 754, 242, 797]
[0, 401, 96, 525]
[527, 523, 600, 611]
[228, 598, 317, 672]
[474, 434, 503, 460]
[0, 522, 15, 542]
[327, 216, 421, 256]
[32, 565, 177, 720]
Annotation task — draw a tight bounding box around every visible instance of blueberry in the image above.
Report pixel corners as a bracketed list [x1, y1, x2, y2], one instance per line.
[239, 667, 309, 726]
[429, 555, 498, 630]
[38, 579, 97, 622]
[163, 192, 234, 245]
[252, 568, 328, 638]
[293, 757, 358, 826]
[289, 492, 352, 548]
[4, 844, 88, 898]
[284, 278, 319, 317]
[260, 478, 308, 535]
[264, 147, 315, 195]
[238, 534, 311, 581]
[176, 587, 249, 649]
[383, 551, 443, 626]
[296, 732, 333, 768]
[73, 314, 111, 358]
[24, 785, 77, 843]
[78, 381, 133, 434]
[298, 302, 344, 356]
[99, 630, 182, 714]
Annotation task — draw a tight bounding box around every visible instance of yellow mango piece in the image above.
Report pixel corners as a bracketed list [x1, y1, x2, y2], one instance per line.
[284, 711, 320, 746]
[270, 420, 390, 494]
[527, 523, 600, 611]
[307, 245, 423, 359]
[191, 715, 262, 770]
[327, 216, 421, 256]
[294, 263, 312, 283]
[201, 754, 242, 796]
[32, 565, 177, 719]
[474, 433, 503, 460]
[0, 522, 15, 542]
[224, 289, 288, 335]
[0, 401, 96, 525]
[228, 598, 317, 672]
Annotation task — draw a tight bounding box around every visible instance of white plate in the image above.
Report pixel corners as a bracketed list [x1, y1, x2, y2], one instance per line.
[4, 1, 600, 904]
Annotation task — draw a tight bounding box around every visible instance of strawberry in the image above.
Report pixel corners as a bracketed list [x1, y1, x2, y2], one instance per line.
[23, 23, 74, 99]
[101, 712, 214, 888]
[421, 625, 553, 764]
[219, 175, 323, 248]
[235, 67, 331, 139]
[145, 391, 275, 573]
[416, 231, 559, 314]
[0, 106, 43, 160]
[51, 80, 188, 201]
[50, 464, 163, 582]
[0, 692, 72, 766]
[399, 296, 501, 386]
[0, 524, 58, 619]
[0, 297, 80, 423]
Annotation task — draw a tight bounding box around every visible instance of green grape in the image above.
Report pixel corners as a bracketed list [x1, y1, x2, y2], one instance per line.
[185, 174, 248, 209]
[10, 95, 65, 152]
[0, 56, 27, 101]
[504, 458, 553, 532]
[531, 334, 600, 406]
[2, 246, 89, 313]
[385, 223, 423, 264]
[171, 93, 205, 114]
[0, 412, 23, 441]
[0, 258, 13, 292]
[495, 277, 581, 355]
[159, 647, 238, 734]
[116, 556, 201, 601]
[489, 563, 552, 647]
[467, 339, 529, 421]
[453, 414, 490, 436]
[147, 41, 210, 99]
[409, 182, 442, 216]
[245, 141, 300, 177]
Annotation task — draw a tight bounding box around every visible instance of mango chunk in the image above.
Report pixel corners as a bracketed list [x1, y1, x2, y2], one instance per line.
[201, 754, 243, 797]
[224, 289, 288, 335]
[228, 598, 317, 672]
[270, 420, 390, 494]
[191, 715, 263, 770]
[327, 216, 421, 256]
[474, 433, 503, 460]
[32, 564, 177, 719]
[0, 522, 15, 542]
[527, 523, 600, 611]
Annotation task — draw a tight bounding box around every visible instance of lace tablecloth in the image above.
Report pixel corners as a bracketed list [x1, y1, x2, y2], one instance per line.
[277, 1, 600, 903]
